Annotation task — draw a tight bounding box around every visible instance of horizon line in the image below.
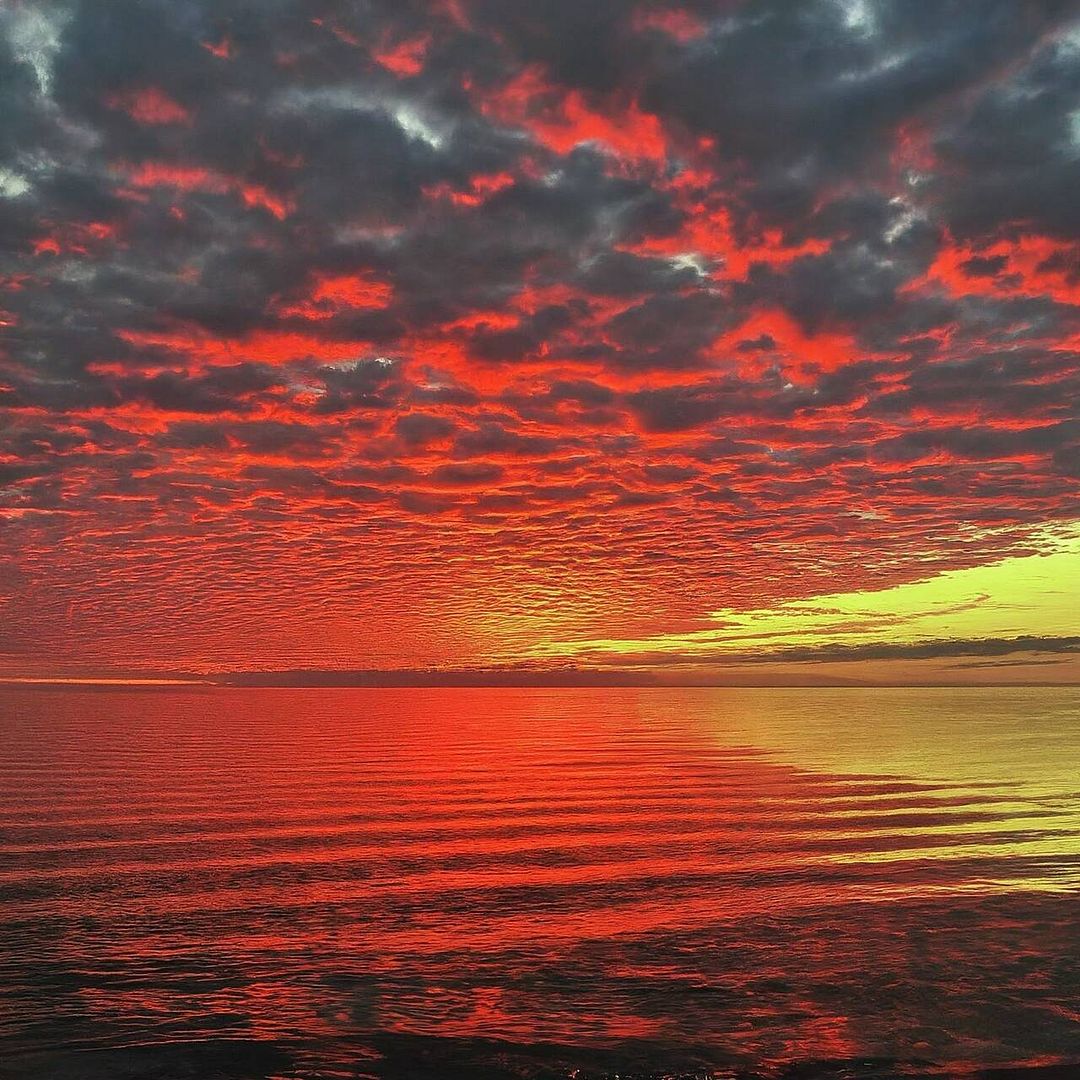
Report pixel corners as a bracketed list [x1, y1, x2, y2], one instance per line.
[3, 673, 1079, 689]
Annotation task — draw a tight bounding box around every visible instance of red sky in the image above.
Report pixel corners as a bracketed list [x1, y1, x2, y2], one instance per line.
[1, 1, 1078, 680]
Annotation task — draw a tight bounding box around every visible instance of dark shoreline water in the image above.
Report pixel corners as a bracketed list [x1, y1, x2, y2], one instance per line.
[2, 687, 1078, 1079]
[2, 1037, 1079, 1080]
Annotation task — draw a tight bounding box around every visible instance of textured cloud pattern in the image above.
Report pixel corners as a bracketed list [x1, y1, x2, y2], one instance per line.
[1, 1, 1078, 673]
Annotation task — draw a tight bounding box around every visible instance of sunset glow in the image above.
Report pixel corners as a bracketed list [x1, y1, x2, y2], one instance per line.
[1, 1, 1078, 680]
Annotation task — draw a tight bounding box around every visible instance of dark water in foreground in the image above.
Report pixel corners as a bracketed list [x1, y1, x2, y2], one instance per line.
[1, 687, 1079, 1080]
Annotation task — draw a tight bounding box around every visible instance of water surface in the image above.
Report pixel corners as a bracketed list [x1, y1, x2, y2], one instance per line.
[1, 687, 1078, 1078]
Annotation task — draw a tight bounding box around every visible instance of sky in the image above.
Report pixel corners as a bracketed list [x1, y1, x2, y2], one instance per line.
[1, 0, 1078, 682]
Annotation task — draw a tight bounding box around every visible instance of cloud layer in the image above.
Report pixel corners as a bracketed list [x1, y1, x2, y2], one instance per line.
[1, 0, 1079, 673]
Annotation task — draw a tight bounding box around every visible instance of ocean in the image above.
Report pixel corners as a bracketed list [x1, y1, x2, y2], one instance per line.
[1, 686, 1078, 1079]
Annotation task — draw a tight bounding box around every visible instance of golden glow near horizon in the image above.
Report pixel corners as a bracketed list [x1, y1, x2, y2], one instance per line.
[526, 523, 1080, 665]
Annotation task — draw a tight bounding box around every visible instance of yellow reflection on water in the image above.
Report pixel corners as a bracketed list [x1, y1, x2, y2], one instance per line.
[640, 686, 1080, 891]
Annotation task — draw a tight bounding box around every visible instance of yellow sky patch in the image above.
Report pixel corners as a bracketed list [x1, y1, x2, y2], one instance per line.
[527, 522, 1080, 664]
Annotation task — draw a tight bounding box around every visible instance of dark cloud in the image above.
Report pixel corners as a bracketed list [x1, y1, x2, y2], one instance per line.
[745, 635, 1080, 665]
[429, 461, 504, 486]
[310, 358, 405, 414]
[572, 635, 1080, 671]
[394, 411, 457, 445]
[118, 364, 283, 414]
[452, 422, 568, 459]
[931, 28, 1080, 241]
[644, 0, 1075, 226]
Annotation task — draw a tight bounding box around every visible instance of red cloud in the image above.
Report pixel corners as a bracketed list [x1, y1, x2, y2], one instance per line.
[276, 272, 394, 320]
[475, 66, 668, 163]
[105, 87, 193, 126]
[630, 6, 708, 42]
[122, 162, 292, 220]
[911, 234, 1080, 307]
[373, 33, 431, 77]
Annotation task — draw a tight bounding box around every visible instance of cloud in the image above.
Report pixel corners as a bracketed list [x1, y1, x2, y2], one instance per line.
[1, 0, 1079, 674]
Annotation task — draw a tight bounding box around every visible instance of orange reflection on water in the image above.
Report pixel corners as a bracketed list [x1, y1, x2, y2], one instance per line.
[1, 686, 1079, 1078]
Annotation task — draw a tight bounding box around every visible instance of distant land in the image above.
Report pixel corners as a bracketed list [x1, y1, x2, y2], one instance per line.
[3, 635, 1079, 689]
[215, 668, 876, 688]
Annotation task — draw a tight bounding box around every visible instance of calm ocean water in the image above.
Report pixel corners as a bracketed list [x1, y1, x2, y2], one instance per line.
[1, 686, 1078, 1079]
